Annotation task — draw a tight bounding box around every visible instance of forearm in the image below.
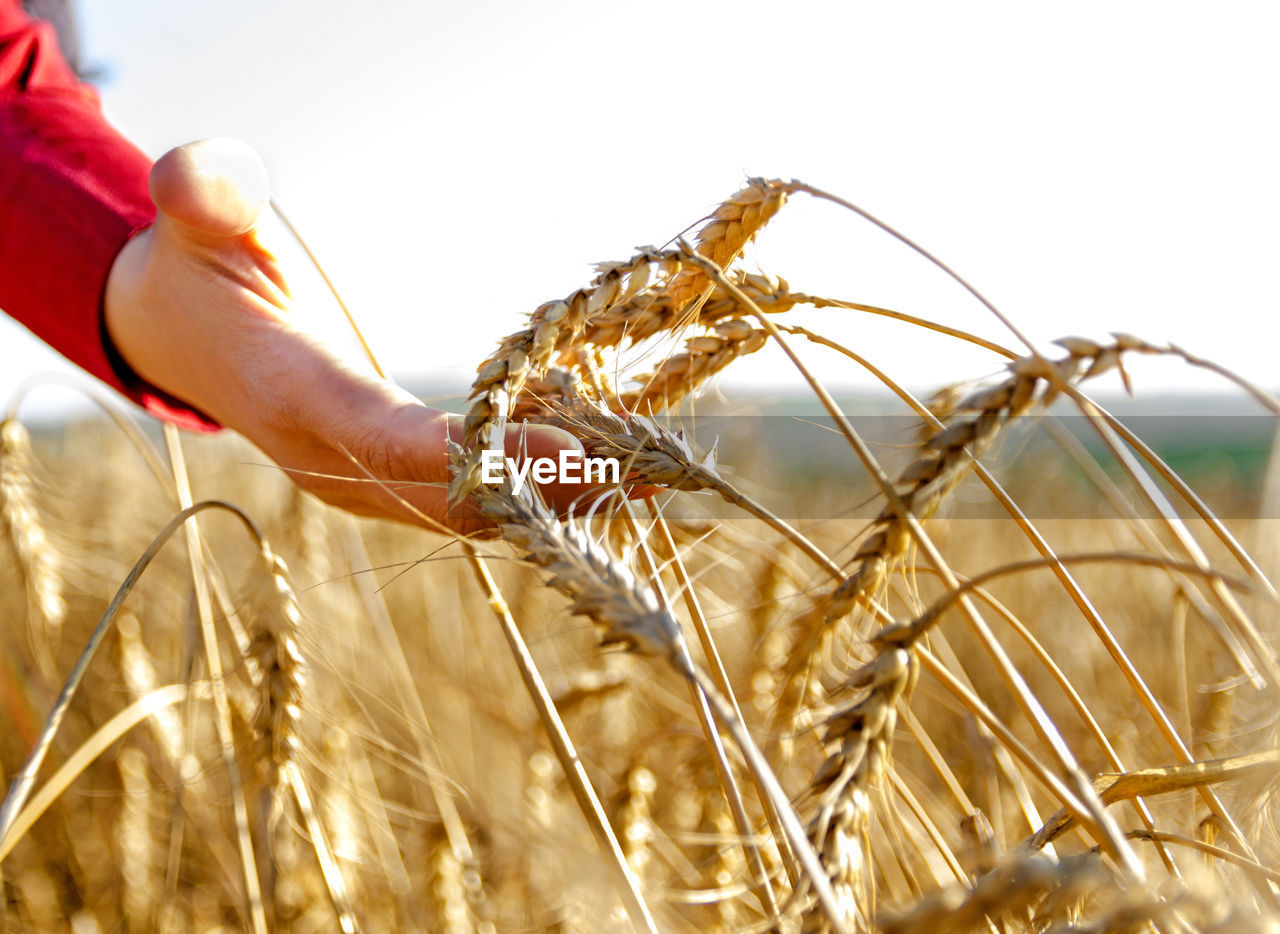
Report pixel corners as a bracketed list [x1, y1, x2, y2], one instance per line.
[0, 3, 215, 429]
[1, 6, 613, 531]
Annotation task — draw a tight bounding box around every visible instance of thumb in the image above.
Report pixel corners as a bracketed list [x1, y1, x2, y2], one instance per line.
[149, 138, 270, 239]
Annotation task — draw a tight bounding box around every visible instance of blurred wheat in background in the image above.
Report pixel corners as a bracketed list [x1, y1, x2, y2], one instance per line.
[2, 180, 1278, 933]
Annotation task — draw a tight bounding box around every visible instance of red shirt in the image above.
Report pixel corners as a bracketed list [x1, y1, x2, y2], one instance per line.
[0, 1, 216, 429]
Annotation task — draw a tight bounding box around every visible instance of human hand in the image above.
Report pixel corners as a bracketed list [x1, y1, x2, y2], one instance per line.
[103, 138, 599, 534]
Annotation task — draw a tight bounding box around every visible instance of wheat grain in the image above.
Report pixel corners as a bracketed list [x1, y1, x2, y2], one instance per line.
[452, 249, 682, 502]
[240, 541, 306, 798]
[665, 178, 790, 313]
[619, 319, 769, 413]
[116, 747, 156, 933]
[457, 180, 791, 500]
[452, 440, 682, 656]
[430, 827, 486, 934]
[824, 336, 1163, 624]
[705, 790, 745, 932]
[570, 269, 797, 355]
[9, 172, 1280, 932]
[801, 648, 917, 932]
[452, 442, 846, 925]
[542, 397, 844, 580]
[0, 419, 67, 673]
[620, 764, 658, 883]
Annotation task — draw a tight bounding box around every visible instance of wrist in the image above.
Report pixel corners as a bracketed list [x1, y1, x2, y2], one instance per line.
[101, 228, 221, 430]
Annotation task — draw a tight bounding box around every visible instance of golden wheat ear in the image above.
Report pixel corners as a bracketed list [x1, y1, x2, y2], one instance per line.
[0, 418, 68, 680]
[240, 541, 306, 798]
[14, 173, 1279, 930]
[0, 500, 262, 861]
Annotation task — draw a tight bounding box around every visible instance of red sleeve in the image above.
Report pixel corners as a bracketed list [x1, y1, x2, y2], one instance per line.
[0, 1, 218, 430]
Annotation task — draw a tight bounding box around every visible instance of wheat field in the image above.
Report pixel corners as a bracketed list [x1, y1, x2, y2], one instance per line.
[2, 180, 1278, 932]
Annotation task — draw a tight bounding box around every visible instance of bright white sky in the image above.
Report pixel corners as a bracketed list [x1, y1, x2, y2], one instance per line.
[4, 0, 1278, 418]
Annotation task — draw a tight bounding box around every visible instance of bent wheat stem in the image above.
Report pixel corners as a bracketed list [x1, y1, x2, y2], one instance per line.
[619, 502, 781, 918]
[0, 501, 262, 856]
[462, 549, 660, 934]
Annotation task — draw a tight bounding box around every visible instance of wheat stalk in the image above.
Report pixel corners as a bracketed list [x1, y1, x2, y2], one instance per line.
[781, 322, 1273, 874]
[451, 443, 847, 927]
[540, 397, 844, 581]
[681, 250, 1148, 879]
[823, 336, 1161, 624]
[0, 500, 261, 858]
[454, 440, 683, 656]
[617, 502, 783, 917]
[775, 336, 1155, 726]
[237, 534, 372, 932]
[9, 172, 1280, 930]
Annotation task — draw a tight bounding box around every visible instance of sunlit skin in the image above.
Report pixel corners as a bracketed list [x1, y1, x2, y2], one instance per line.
[104, 138, 612, 535]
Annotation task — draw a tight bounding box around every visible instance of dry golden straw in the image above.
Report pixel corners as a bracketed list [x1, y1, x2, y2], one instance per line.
[4, 173, 1279, 932]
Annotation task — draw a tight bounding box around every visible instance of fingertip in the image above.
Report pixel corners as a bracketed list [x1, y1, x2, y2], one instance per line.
[151, 138, 270, 238]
